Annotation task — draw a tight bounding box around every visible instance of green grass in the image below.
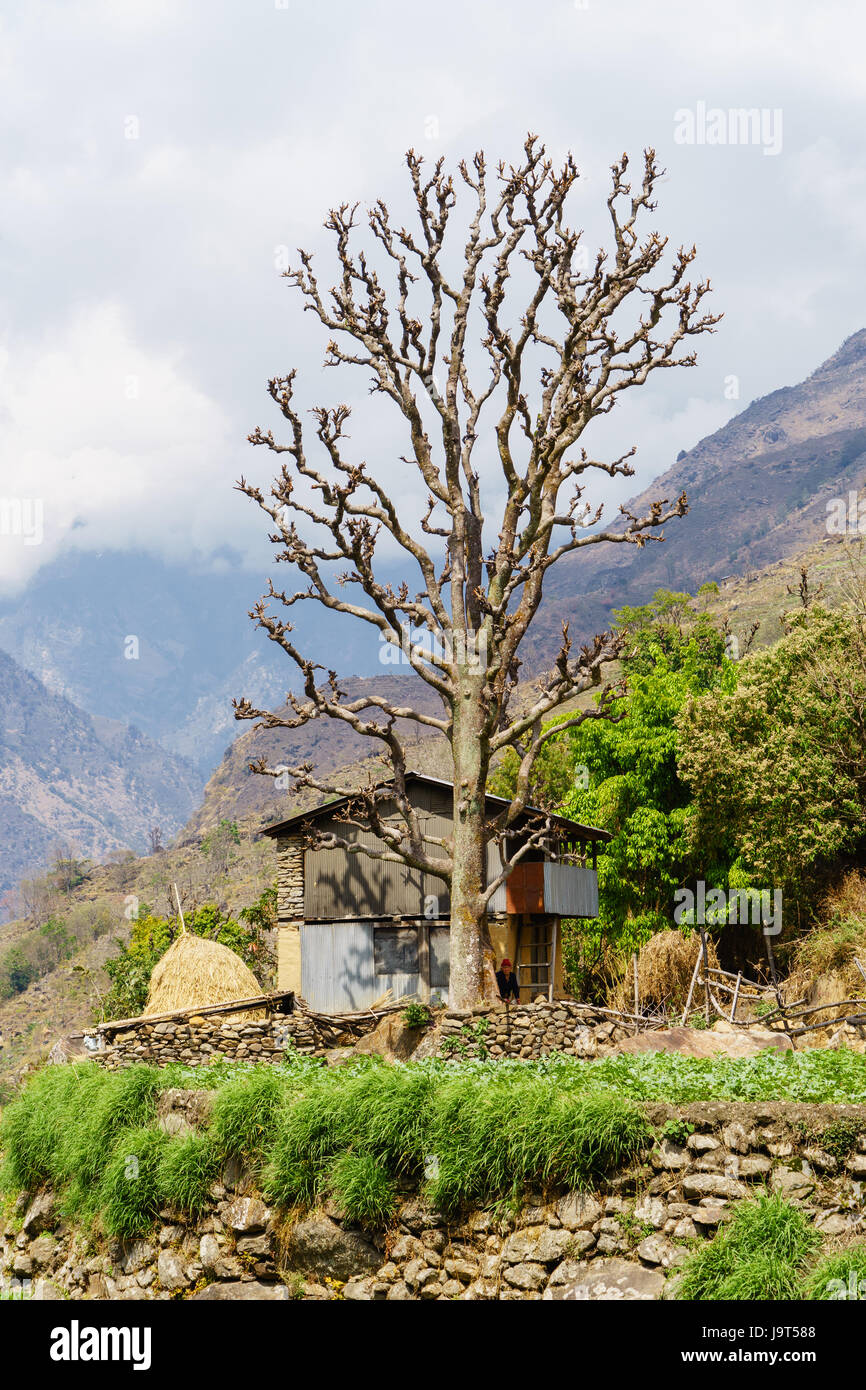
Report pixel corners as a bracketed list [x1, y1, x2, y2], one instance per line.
[806, 1245, 866, 1300]
[3, 1051, 866, 1242]
[675, 1194, 822, 1301]
[328, 1151, 397, 1225]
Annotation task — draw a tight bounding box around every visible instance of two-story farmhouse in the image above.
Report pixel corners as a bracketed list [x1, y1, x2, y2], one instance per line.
[262, 772, 610, 1012]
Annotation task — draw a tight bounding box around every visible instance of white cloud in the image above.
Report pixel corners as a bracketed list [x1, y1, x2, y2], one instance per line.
[0, 304, 244, 591]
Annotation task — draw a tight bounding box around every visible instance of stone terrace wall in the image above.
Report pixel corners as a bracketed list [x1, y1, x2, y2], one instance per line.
[95, 1015, 334, 1070]
[433, 999, 632, 1059]
[93, 1000, 630, 1071]
[5, 1097, 866, 1301]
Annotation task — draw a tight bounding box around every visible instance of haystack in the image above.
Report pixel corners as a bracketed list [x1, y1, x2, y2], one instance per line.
[610, 930, 720, 1016]
[144, 933, 266, 1021]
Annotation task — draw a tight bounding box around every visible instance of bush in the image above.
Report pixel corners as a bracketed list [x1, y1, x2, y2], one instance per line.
[328, 1151, 396, 1226]
[676, 1194, 821, 1300]
[157, 1131, 220, 1219]
[806, 1246, 866, 1300]
[209, 1067, 288, 1167]
[98, 1126, 168, 1239]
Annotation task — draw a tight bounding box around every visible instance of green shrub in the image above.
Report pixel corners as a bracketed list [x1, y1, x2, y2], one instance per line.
[209, 1067, 287, 1166]
[98, 1126, 168, 1239]
[157, 1131, 220, 1219]
[676, 1194, 821, 1301]
[328, 1151, 396, 1226]
[806, 1246, 866, 1300]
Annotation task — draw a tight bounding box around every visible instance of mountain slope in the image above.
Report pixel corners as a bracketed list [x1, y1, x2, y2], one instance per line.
[0, 647, 203, 900]
[528, 328, 866, 661]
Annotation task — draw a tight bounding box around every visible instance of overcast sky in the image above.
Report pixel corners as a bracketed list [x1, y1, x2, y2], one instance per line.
[1, 0, 864, 593]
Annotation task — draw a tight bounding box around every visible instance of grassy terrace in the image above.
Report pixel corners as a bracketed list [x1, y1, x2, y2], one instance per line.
[2, 1051, 866, 1242]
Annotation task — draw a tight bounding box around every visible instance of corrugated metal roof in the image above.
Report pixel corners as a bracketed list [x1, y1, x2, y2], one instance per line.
[260, 771, 611, 842]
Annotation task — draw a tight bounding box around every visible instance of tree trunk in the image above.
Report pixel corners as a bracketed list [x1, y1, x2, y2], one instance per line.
[449, 667, 500, 1009]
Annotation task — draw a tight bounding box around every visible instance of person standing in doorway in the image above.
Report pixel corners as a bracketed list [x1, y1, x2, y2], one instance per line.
[496, 958, 519, 1002]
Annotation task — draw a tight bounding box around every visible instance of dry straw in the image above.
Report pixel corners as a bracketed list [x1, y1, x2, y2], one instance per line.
[144, 933, 266, 1020]
[611, 929, 720, 1015]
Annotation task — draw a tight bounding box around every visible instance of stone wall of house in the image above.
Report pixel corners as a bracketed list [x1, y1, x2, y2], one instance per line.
[4, 1098, 866, 1302]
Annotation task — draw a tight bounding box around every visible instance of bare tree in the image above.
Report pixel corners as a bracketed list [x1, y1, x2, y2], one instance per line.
[236, 136, 719, 1008]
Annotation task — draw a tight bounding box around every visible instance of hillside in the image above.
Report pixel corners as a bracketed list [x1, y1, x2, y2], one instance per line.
[527, 328, 866, 662]
[0, 647, 203, 902]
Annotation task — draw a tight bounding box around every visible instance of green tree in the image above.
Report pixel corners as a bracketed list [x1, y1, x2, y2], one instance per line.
[679, 603, 866, 906]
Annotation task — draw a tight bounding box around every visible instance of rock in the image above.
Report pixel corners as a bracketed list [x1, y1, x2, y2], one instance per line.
[691, 1206, 727, 1229]
[225, 1197, 269, 1236]
[503, 1262, 548, 1292]
[21, 1192, 55, 1237]
[157, 1250, 189, 1291]
[120, 1240, 155, 1275]
[284, 1215, 380, 1282]
[398, 1197, 443, 1231]
[615, 1027, 792, 1058]
[770, 1168, 815, 1199]
[199, 1234, 221, 1270]
[633, 1196, 667, 1230]
[671, 1217, 698, 1240]
[688, 1135, 719, 1153]
[343, 1277, 375, 1301]
[503, 1226, 572, 1265]
[12, 1253, 33, 1278]
[33, 1279, 66, 1300]
[816, 1212, 850, 1236]
[353, 1013, 427, 1062]
[156, 1088, 214, 1135]
[556, 1193, 602, 1231]
[543, 1257, 665, 1301]
[221, 1155, 255, 1194]
[28, 1236, 57, 1269]
[636, 1236, 687, 1269]
[653, 1140, 690, 1171]
[192, 1281, 290, 1300]
[722, 1122, 750, 1154]
[236, 1235, 271, 1259]
[386, 1280, 412, 1300]
[682, 1174, 748, 1200]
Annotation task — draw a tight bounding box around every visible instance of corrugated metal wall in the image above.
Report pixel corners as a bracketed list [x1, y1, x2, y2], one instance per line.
[299, 920, 421, 1013]
[543, 863, 599, 917]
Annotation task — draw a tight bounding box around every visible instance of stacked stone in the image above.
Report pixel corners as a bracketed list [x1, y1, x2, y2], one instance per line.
[4, 1099, 866, 1302]
[435, 999, 631, 1059]
[275, 835, 304, 926]
[97, 1015, 327, 1070]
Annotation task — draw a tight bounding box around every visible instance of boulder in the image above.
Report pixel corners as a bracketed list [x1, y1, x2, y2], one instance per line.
[615, 1027, 792, 1058]
[353, 1014, 427, 1062]
[224, 1197, 269, 1236]
[21, 1192, 55, 1238]
[192, 1281, 290, 1300]
[283, 1215, 381, 1282]
[543, 1257, 665, 1301]
[156, 1250, 189, 1291]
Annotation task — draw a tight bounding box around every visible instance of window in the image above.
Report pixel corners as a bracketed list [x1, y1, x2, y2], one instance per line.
[374, 927, 419, 975]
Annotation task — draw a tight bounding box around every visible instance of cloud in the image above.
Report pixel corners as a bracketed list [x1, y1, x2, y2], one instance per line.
[0, 304, 246, 591]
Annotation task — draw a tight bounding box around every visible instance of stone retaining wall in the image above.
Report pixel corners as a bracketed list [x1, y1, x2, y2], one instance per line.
[433, 999, 632, 1058]
[94, 1015, 334, 1070]
[92, 1000, 630, 1071]
[5, 1098, 866, 1301]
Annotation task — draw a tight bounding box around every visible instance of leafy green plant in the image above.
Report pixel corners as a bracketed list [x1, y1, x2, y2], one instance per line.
[157, 1131, 219, 1218]
[402, 1003, 430, 1029]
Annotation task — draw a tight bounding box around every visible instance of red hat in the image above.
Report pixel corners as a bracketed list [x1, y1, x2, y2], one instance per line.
[500, 958, 512, 969]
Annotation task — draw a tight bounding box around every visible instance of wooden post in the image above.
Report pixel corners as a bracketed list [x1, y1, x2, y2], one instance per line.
[632, 951, 640, 1021]
[548, 916, 558, 1003]
[681, 945, 702, 1026]
[764, 930, 795, 1050]
[698, 924, 711, 1025]
[730, 971, 742, 1025]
